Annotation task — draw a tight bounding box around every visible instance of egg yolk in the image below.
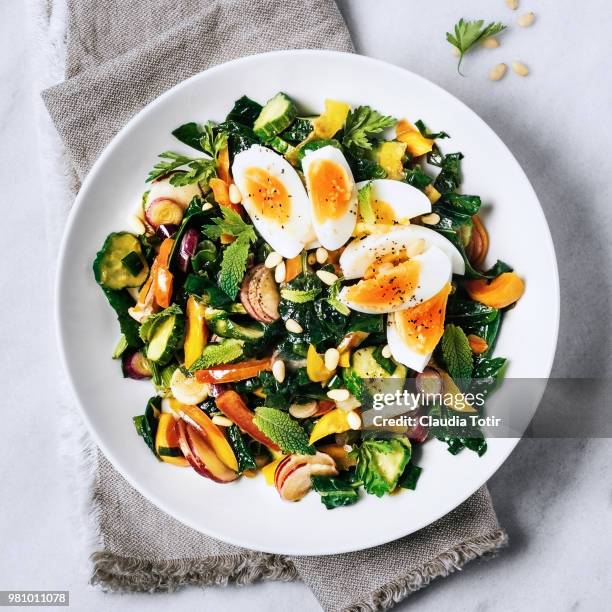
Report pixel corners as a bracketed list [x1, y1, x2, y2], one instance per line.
[307, 159, 352, 223]
[345, 260, 421, 311]
[243, 167, 291, 225]
[394, 283, 451, 354]
[372, 199, 395, 224]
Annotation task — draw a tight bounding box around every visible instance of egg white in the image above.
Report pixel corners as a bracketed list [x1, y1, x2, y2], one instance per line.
[355, 179, 431, 223]
[232, 145, 315, 258]
[339, 245, 452, 314]
[386, 313, 432, 372]
[339, 225, 465, 279]
[302, 146, 358, 250]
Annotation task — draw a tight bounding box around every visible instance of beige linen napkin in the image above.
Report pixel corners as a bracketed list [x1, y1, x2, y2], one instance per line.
[43, 0, 507, 609]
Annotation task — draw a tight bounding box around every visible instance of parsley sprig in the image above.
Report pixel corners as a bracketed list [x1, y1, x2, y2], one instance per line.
[446, 19, 506, 75]
[146, 151, 216, 186]
[202, 208, 257, 299]
[342, 106, 396, 153]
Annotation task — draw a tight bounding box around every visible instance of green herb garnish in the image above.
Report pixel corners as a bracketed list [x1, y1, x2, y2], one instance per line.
[440, 324, 473, 382]
[253, 407, 314, 455]
[446, 19, 506, 75]
[342, 106, 396, 153]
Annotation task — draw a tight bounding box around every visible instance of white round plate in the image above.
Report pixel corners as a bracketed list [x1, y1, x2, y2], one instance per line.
[56, 50, 559, 555]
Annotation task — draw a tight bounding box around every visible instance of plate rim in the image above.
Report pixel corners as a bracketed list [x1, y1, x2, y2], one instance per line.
[55, 49, 560, 555]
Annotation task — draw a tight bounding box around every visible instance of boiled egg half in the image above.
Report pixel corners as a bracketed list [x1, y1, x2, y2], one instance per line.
[302, 146, 358, 250]
[232, 145, 315, 258]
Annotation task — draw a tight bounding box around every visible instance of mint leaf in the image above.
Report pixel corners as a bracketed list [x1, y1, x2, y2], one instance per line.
[327, 280, 350, 316]
[188, 338, 244, 371]
[280, 287, 322, 303]
[219, 233, 252, 299]
[440, 324, 473, 382]
[253, 407, 315, 455]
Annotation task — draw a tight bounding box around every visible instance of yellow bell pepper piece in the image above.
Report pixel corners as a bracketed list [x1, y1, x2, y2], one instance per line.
[309, 408, 352, 444]
[396, 119, 434, 157]
[155, 414, 189, 467]
[375, 141, 407, 180]
[338, 350, 351, 368]
[261, 455, 286, 485]
[318, 443, 357, 471]
[313, 99, 351, 139]
[424, 184, 441, 204]
[307, 344, 334, 382]
[184, 296, 208, 368]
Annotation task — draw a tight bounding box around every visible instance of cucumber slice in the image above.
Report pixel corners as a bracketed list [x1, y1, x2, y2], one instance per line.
[351, 346, 406, 380]
[210, 317, 265, 342]
[93, 232, 149, 290]
[253, 92, 297, 141]
[267, 135, 295, 156]
[146, 314, 184, 364]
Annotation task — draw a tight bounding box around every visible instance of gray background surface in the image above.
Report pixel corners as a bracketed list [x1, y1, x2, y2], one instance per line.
[1, 0, 611, 610]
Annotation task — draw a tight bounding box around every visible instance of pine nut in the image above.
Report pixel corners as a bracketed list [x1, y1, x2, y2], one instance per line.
[324, 348, 340, 371]
[347, 411, 362, 430]
[201, 202, 213, 211]
[285, 319, 303, 334]
[327, 388, 350, 402]
[289, 401, 318, 419]
[128, 214, 146, 235]
[336, 395, 362, 412]
[505, 0, 518, 10]
[489, 63, 508, 81]
[518, 11, 535, 27]
[307, 253, 317, 265]
[212, 415, 233, 427]
[343, 444, 353, 452]
[381, 345, 392, 359]
[512, 60, 529, 76]
[316, 270, 338, 285]
[272, 359, 286, 383]
[405, 238, 426, 258]
[421, 213, 440, 226]
[481, 36, 500, 49]
[228, 183, 242, 204]
[265, 251, 283, 269]
[315, 247, 329, 264]
[274, 261, 286, 283]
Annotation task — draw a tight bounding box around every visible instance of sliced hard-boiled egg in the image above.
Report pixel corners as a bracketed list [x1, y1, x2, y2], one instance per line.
[302, 146, 358, 250]
[339, 225, 465, 278]
[146, 176, 203, 210]
[339, 245, 452, 314]
[232, 145, 315, 258]
[355, 179, 431, 225]
[387, 283, 451, 372]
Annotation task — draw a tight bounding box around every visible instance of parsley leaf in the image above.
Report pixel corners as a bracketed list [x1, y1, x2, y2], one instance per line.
[440, 324, 474, 382]
[357, 181, 375, 224]
[188, 338, 244, 371]
[203, 207, 258, 299]
[253, 407, 314, 455]
[342, 106, 396, 153]
[146, 151, 216, 186]
[199, 121, 228, 160]
[446, 19, 506, 75]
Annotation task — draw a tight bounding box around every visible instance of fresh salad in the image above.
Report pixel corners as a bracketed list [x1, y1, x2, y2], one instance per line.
[93, 93, 524, 508]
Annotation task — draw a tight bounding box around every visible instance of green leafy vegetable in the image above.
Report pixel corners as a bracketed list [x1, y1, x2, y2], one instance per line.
[253, 407, 314, 455]
[440, 324, 474, 382]
[414, 119, 449, 140]
[133, 396, 161, 458]
[281, 118, 314, 144]
[312, 476, 359, 509]
[101, 288, 142, 348]
[358, 181, 375, 224]
[404, 166, 433, 189]
[471, 356, 507, 399]
[226, 96, 263, 127]
[353, 438, 412, 497]
[343, 106, 396, 153]
[446, 19, 507, 74]
[398, 463, 422, 490]
[199, 122, 228, 160]
[441, 193, 481, 215]
[227, 425, 257, 472]
[112, 334, 129, 359]
[217, 120, 260, 156]
[434, 152, 463, 194]
[188, 338, 244, 371]
[326, 280, 351, 316]
[203, 207, 258, 298]
[345, 150, 387, 182]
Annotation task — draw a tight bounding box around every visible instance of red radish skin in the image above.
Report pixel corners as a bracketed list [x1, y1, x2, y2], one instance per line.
[177, 228, 200, 272]
[155, 223, 179, 239]
[240, 265, 280, 323]
[121, 351, 152, 380]
[273, 453, 338, 501]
